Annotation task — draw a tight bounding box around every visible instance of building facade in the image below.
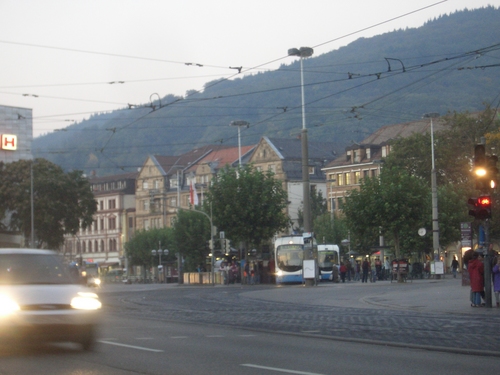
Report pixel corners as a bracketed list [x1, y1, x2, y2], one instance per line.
[63, 172, 137, 270]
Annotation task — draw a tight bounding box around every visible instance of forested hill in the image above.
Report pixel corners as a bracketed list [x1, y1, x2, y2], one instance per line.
[33, 6, 500, 176]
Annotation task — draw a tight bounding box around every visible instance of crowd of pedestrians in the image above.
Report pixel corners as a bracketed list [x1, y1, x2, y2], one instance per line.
[465, 245, 500, 308]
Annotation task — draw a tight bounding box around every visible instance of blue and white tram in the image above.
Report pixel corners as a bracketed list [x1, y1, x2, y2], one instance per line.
[274, 234, 317, 284]
[317, 244, 340, 281]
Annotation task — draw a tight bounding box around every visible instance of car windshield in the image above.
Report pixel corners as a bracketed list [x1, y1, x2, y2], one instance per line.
[0, 253, 74, 285]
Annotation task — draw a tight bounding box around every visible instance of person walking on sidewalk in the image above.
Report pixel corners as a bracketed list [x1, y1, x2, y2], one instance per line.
[493, 256, 500, 307]
[340, 263, 347, 283]
[468, 252, 485, 307]
[451, 256, 459, 278]
[362, 258, 370, 283]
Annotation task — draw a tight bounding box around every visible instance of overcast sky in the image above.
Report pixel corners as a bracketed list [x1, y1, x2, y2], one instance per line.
[1, 0, 499, 137]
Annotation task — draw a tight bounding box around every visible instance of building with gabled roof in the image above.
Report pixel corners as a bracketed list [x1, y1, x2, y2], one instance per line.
[248, 136, 338, 231]
[322, 117, 444, 214]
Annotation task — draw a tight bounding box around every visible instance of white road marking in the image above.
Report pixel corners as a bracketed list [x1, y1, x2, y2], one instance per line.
[99, 340, 163, 352]
[241, 364, 325, 375]
[170, 336, 189, 339]
[206, 335, 225, 338]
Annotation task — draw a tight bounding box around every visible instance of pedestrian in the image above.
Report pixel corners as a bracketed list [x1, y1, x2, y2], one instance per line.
[244, 261, 250, 284]
[384, 257, 391, 280]
[424, 261, 431, 279]
[346, 260, 352, 282]
[354, 261, 360, 281]
[375, 258, 382, 280]
[331, 264, 339, 283]
[340, 263, 347, 283]
[493, 256, 500, 307]
[362, 258, 370, 283]
[451, 256, 459, 278]
[468, 252, 485, 307]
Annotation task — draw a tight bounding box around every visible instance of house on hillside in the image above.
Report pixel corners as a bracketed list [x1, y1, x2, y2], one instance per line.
[62, 172, 137, 271]
[322, 118, 444, 214]
[248, 136, 338, 231]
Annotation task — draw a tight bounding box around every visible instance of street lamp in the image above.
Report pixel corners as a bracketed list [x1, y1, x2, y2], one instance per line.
[152, 244, 168, 283]
[288, 47, 313, 233]
[229, 120, 249, 167]
[423, 112, 440, 267]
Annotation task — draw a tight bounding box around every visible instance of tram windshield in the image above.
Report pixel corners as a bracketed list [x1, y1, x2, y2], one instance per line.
[318, 250, 339, 271]
[276, 244, 303, 272]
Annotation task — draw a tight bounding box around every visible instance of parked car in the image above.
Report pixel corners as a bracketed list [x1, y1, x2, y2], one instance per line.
[0, 248, 102, 350]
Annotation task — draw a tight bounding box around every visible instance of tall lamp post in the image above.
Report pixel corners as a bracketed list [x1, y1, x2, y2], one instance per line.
[230, 120, 249, 167]
[423, 112, 441, 274]
[288, 46, 314, 233]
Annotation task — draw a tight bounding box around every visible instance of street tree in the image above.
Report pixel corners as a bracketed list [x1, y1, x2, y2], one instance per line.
[343, 166, 429, 261]
[124, 227, 175, 268]
[0, 158, 96, 249]
[206, 165, 291, 250]
[172, 209, 211, 272]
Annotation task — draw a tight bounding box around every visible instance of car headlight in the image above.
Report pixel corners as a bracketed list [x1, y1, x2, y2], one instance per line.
[71, 292, 102, 310]
[93, 278, 101, 285]
[0, 294, 20, 315]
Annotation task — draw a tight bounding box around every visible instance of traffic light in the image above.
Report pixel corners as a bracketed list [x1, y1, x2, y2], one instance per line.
[473, 144, 488, 190]
[468, 195, 492, 220]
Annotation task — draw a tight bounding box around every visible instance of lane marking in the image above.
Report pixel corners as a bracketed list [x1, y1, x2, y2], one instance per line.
[241, 364, 325, 375]
[99, 340, 163, 352]
[170, 336, 189, 339]
[206, 335, 225, 338]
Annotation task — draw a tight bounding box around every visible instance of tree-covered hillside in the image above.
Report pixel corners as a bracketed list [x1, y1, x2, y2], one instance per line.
[33, 6, 500, 176]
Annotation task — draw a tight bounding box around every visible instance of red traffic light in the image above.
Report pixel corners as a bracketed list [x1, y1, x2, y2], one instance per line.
[478, 196, 491, 206]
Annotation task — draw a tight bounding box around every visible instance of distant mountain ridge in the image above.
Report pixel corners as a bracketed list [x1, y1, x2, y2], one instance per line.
[32, 6, 500, 176]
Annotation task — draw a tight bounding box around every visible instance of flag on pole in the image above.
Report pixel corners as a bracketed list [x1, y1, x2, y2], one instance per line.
[190, 181, 199, 206]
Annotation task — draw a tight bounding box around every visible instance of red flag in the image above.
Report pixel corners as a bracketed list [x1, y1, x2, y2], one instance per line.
[190, 181, 199, 205]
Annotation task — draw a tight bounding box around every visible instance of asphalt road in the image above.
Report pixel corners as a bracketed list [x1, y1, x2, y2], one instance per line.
[100, 276, 500, 356]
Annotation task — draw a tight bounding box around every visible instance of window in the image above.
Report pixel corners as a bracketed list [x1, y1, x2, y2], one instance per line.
[354, 171, 360, 184]
[363, 170, 370, 179]
[109, 217, 116, 230]
[142, 200, 149, 211]
[128, 217, 134, 228]
[99, 201, 104, 211]
[144, 219, 149, 230]
[308, 166, 315, 175]
[109, 199, 116, 209]
[100, 240, 105, 253]
[154, 180, 160, 189]
[344, 172, 351, 185]
[337, 173, 344, 186]
[366, 148, 371, 159]
[268, 164, 276, 173]
[82, 242, 86, 253]
[100, 219, 104, 231]
[88, 242, 92, 253]
[142, 180, 148, 190]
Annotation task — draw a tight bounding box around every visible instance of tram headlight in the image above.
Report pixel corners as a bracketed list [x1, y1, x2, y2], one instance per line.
[276, 270, 283, 276]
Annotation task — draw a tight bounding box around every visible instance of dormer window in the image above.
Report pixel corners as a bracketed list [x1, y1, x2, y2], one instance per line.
[366, 148, 371, 159]
[346, 150, 352, 162]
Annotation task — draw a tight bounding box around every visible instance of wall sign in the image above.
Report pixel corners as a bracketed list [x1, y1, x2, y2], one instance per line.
[1, 134, 17, 150]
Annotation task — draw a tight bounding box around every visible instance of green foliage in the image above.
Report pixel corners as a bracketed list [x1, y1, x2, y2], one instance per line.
[343, 167, 429, 258]
[172, 209, 211, 272]
[124, 227, 175, 267]
[313, 213, 349, 247]
[207, 165, 290, 250]
[0, 158, 97, 249]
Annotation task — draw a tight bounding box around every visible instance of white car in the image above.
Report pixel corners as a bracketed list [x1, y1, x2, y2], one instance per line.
[0, 249, 102, 350]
